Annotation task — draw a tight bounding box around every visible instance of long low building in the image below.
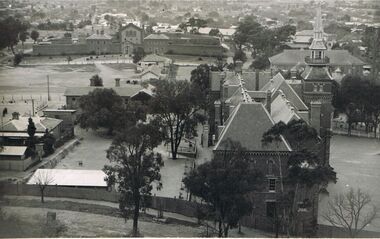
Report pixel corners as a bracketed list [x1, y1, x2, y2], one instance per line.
[143, 32, 225, 57]
[27, 169, 108, 188]
[64, 83, 153, 109]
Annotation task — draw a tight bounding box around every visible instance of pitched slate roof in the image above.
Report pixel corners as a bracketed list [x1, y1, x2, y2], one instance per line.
[2, 116, 62, 132]
[214, 102, 292, 152]
[269, 49, 365, 67]
[271, 93, 301, 124]
[301, 66, 333, 81]
[222, 71, 271, 91]
[261, 73, 308, 111]
[64, 85, 144, 97]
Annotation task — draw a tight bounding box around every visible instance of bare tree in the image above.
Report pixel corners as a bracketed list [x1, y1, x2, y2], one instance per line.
[33, 170, 54, 203]
[323, 188, 379, 237]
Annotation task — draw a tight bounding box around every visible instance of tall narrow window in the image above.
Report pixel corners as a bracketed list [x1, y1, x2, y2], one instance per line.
[268, 178, 276, 192]
[266, 201, 276, 218]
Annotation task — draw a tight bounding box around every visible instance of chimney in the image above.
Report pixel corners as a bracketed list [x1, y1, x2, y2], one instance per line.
[214, 100, 222, 127]
[255, 69, 260, 91]
[12, 112, 19, 120]
[266, 90, 272, 114]
[115, 78, 120, 87]
[235, 61, 243, 74]
[310, 101, 322, 134]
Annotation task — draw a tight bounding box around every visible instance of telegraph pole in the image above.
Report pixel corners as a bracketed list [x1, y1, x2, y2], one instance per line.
[47, 75, 51, 101]
[32, 99, 35, 116]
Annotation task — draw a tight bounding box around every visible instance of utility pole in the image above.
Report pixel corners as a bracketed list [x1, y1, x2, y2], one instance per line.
[32, 99, 35, 116]
[47, 75, 51, 101]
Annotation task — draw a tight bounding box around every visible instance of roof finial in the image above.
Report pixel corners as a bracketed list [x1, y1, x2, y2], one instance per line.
[314, 1, 324, 40]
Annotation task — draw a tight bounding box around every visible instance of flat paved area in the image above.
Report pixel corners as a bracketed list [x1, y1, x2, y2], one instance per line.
[319, 135, 380, 232]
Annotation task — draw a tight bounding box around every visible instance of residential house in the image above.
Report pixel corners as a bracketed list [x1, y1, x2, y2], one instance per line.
[0, 113, 63, 145]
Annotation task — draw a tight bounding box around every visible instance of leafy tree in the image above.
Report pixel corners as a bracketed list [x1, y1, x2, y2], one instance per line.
[339, 14, 351, 22]
[209, 28, 220, 36]
[103, 121, 164, 236]
[233, 49, 247, 63]
[19, 31, 29, 46]
[233, 15, 263, 50]
[323, 188, 379, 238]
[89, 74, 103, 86]
[30, 30, 39, 43]
[78, 88, 125, 135]
[27, 117, 36, 149]
[149, 80, 204, 159]
[262, 119, 337, 235]
[297, 20, 313, 31]
[0, 16, 29, 54]
[132, 47, 145, 63]
[183, 139, 261, 237]
[188, 17, 207, 32]
[42, 129, 56, 156]
[190, 64, 210, 93]
[13, 53, 23, 66]
[250, 54, 270, 70]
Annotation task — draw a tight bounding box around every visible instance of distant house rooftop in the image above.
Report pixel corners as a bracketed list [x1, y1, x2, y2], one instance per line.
[27, 169, 107, 187]
[2, 116, 63, 133]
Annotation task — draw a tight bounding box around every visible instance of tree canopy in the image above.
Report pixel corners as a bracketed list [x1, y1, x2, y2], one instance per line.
[149, 80, 204, 159]
[78, 89, 145, 135]
[104, 121, 164, 236]
[183, 139, 261, 237]
[0, 16, 29, 54]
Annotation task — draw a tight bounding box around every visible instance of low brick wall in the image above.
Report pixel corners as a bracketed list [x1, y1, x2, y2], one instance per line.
[317, 224, 380, 238]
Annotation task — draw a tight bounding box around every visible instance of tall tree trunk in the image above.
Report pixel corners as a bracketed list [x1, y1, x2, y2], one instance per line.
[40, 188, 44, 203]
[218, 220, 223, 238]
[224, 224, 229, 237]
[132, 195, 140, 236]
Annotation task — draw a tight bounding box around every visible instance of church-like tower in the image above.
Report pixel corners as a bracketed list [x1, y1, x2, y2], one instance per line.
[301, 2, 333, 165]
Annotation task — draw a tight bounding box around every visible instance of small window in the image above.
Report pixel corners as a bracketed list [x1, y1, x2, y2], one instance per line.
[266, 201, 276, 218]
[268, 178, 276, 192]
[72, 97, 76, 101]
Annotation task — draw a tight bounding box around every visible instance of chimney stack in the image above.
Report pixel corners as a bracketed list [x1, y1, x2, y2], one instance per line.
[115, 78, 120, 87]
[266, 90, 272, 114]
[12, 112, 19, 120]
